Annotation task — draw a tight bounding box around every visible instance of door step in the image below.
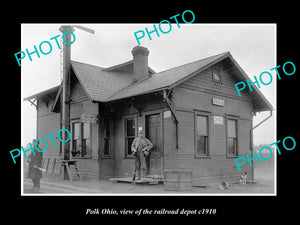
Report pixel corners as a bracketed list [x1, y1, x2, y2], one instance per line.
[109, 176, 163, 185]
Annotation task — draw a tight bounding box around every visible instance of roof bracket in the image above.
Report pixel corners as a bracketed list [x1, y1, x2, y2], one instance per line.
[253, 109, 273, 130]
[163, 89, 179, 149]
[28, 99, 37, 108]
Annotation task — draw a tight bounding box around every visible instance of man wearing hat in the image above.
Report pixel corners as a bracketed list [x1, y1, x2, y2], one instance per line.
[131, 128, 153, 181]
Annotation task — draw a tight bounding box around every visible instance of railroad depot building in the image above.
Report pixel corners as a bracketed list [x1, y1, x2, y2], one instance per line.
[24, 46, 273, 185]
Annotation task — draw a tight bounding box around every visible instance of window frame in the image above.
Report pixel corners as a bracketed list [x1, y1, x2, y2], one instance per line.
[212, 65, 222, 83]
[194, 112, 210, 158]
[124, 116, 137, 158]
[226, 117, 238, 158]
[71, 119, 92, 159]
[103, 119, 111, 157]
[81, 122, 91, 157]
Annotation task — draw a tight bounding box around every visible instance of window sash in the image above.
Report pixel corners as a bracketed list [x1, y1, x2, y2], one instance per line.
[227, 137, 237, 155]
[196, 115, 208, 136]
[227, 119, 237, 138]
[72, 140, 79, 151]
[196, 135, 208, 155]
[71, 121, 91, 158]
[103, 119, 111, 156]
[104, 120, 110, 138]
[124, 118, 136, 156]
[73, 122, 80, 140]
[126, 119, 135, 137]
[104, 138, 110, 156]
[195, 114, 209, 156]
[227, 118, 238, 156]
[83, 122, 90, 139]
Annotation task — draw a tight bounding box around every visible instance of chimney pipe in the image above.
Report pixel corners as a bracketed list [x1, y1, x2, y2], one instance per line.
[131, 46, 150, 82]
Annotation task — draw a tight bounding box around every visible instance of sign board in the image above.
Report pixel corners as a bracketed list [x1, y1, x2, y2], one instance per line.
[213, 116, 224, 125]
[212, 98, 225, 107]
[81, 114, 99, 124]
[164, 110, 171, 118]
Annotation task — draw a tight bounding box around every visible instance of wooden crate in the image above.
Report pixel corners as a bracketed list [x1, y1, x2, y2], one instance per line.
[164, 170, 192, 191]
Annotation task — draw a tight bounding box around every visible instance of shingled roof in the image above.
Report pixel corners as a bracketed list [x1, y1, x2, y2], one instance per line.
[69, 52, 229, 103]
[71, 61, 133, 102]
[106, 52, 230, 101]
[25, 51, 273, 112]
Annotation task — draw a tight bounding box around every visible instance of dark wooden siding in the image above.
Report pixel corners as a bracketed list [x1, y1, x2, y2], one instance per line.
[173, 110, 253, 185]
[179, 61, 249, 99]
[163, 111, 178, 171]
[36, 83, 100, 180]
[69, 72, 99, 180]
[71, 72, 89, 103]
[170, 62, 254, 185]
[174, 87, 251, 119]
[76, 159, 98, 181]
[69, 100, 99, 180]
[113, 94, 166, 178]
[36, 98, 61, 178]
[37, 99, 61, 157]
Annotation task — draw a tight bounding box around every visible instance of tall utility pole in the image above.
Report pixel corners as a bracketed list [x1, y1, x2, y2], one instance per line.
[59, 25, 95, 180]
[59, 25, 74, 180]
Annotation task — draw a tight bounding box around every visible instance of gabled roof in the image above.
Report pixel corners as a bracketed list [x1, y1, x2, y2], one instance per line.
[106, 52, 230, 101]
[24, 51, 273, 112]
[71, 61, 133, 102]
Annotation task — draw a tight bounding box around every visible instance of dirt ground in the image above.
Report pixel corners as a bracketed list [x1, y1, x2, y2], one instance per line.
[23, 152, 275, 195]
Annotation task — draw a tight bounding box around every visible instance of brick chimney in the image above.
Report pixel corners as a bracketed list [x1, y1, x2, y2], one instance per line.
[131, 46, 150, 82]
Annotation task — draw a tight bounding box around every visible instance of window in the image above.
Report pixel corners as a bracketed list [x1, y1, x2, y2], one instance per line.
[213, 66, 222, 83]
[125, 118, 136, 156]
[104, 119, 110, 156]
[71, 121, 91, 157]
[196, 115, 208, 156]
[227, 119, 237, 156]
[72, 122, 80, 156]
[82, 122, 90, 156]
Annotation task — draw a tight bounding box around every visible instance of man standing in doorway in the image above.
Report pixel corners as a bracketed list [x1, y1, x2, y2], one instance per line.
[132, 129, 153, 181]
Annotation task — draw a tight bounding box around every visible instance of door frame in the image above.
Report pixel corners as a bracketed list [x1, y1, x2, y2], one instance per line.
[142, 110, 164, 176]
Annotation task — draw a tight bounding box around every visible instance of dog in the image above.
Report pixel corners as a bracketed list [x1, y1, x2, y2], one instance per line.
[240, 171, 247, 185]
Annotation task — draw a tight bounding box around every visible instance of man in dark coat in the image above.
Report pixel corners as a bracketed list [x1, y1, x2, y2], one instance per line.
[27, 139, 43, 191]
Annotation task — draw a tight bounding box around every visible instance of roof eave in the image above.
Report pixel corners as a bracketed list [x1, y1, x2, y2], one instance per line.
[23, 85, 61, 101]
[228, 54, 273, 112]
[169, 52, 231, 89]
[106, 86, 168, 102]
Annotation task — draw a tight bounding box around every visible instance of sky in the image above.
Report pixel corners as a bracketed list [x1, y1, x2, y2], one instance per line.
[21, 23, 276, 146]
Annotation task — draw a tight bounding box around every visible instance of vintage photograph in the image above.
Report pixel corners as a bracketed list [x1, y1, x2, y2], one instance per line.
[21, 23, 276, 195]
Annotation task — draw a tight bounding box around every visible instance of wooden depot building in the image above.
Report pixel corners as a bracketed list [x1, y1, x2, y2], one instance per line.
[24, 46, 273, 186]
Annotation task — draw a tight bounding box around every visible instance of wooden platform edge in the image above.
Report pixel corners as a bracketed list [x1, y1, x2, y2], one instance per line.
[109, 177, 163, 185]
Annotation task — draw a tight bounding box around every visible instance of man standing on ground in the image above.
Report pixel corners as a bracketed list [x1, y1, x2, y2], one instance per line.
[27, 139, 43, 192]
[131, 129, 153, 181]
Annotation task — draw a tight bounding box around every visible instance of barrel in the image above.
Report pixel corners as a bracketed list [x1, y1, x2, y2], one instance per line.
[164, 170, 192, 191]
